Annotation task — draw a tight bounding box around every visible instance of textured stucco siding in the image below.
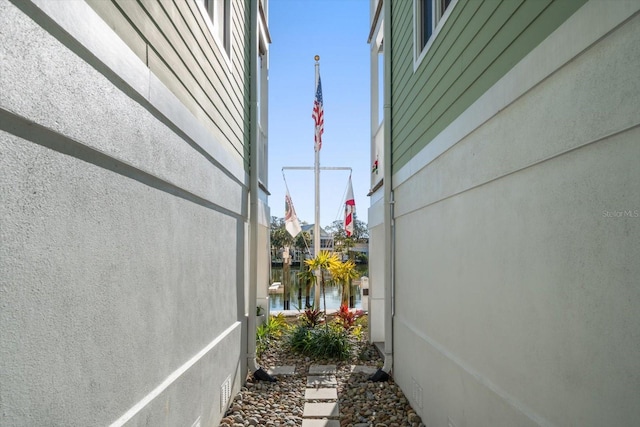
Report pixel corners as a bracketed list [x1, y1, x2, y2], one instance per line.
[87, 0, 251, 167]
[367, 195, 385, 344]
[391, 3, 640, 427]
[256, 203, 272, 315]
[0, 0, 248, 425]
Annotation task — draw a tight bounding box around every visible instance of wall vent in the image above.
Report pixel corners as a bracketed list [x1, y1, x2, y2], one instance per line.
[220, 375, 232, 411]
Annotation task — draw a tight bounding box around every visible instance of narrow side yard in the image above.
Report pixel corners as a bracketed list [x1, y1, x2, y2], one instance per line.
[219, 310, 424, 427]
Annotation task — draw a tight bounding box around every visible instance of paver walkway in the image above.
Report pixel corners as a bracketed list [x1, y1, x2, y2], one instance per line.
[264, 363, 399, 427]
[302, 364, 339, 427]
[266, 363, 341, 426]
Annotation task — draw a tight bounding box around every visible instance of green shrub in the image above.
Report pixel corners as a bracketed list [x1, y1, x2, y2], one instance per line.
[354, 313, 368, 329]
[256, 313, 289, 356]
[287, 325, 313, 353]
[287, 324, 352, 360]
[266, 313, 288, 336]
[256, 323, 270, 356]
[308, 325, 352, 360]
[351, 324, 363, 339]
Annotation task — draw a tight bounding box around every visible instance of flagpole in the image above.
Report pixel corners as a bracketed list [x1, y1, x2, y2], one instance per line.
[313, 55, 321, 310]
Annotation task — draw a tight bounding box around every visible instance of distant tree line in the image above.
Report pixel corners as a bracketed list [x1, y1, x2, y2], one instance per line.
[270, 216, 311, 260]
[270, 215, 368, 263]
[324, 217, 368, 263]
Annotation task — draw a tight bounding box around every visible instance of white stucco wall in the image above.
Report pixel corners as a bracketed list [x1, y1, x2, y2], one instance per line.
[256, 200, 271, 316]
[391, 3, 640, 427]
[1, 1, 249, 425]
[367, 195, 386, 344]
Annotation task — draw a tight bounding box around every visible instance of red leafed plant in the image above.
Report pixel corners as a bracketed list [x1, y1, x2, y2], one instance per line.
[336, 303, 358, 330]
[300, 308, 323, 328]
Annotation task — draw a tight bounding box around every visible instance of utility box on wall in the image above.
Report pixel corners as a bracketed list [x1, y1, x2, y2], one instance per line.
[360, 276, 369, 312]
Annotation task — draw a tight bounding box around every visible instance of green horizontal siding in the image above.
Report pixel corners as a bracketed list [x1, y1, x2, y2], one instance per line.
[391, 0, 588, 172]
[233, 0, 252, 163]
[86, 0, 251, 172]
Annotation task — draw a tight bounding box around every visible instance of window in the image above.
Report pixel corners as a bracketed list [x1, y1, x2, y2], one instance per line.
[377, 47, 384, 126]
[258, 45, 268, 186]
[257, 4, 270, 187]
[418, 0, 434, 49]
[415, 0, 454, 66]
[368, 0, 384, 187]
[199, 0, 231, 56]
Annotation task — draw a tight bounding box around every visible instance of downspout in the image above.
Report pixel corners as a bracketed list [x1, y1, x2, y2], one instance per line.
[371, 0, 394, 382]
[248, 0, 275, 382]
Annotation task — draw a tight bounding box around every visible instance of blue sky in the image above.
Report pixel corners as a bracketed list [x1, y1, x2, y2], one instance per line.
[268, 0, 370, 228]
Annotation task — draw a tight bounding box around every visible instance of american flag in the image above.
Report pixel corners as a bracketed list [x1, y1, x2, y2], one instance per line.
[312, 75, 324, 151]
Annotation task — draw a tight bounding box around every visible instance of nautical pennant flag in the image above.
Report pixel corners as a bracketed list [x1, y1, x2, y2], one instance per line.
[285, 190, 302, 238]
[312, 74, 324, 152]
[344, 176, 356, 237]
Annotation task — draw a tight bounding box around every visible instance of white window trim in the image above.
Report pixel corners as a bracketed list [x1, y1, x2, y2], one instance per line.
[257, 44, 268, 188]
[373, 18, 384, 127]
[195, 0, 233, 71]
[413, 0, 458, 72]
[370, 10, 384, 190]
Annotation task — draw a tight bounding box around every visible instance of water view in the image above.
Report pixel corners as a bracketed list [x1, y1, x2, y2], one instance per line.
[270, 265, 367, 311]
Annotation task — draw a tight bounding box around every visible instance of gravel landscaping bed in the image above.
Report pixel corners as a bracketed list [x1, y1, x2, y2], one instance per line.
[218, 314, 425, 427]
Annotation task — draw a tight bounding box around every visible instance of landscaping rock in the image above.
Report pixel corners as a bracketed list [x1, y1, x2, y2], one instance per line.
[218, 315, 421, 426]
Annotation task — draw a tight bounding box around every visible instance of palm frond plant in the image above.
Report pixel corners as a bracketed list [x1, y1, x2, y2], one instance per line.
[329, 259, 360, 306]
[304, 250, 340, 319]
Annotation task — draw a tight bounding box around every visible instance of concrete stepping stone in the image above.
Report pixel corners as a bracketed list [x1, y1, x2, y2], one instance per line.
[349, 365, 378, 375]
[301, 420, 340, 427]
[306, 375, 337, 387]
[308, 364, 336, 375]
[303, 402, 339, 418]
[267, 365, 296, 376]
[305, 387, 338, 400]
